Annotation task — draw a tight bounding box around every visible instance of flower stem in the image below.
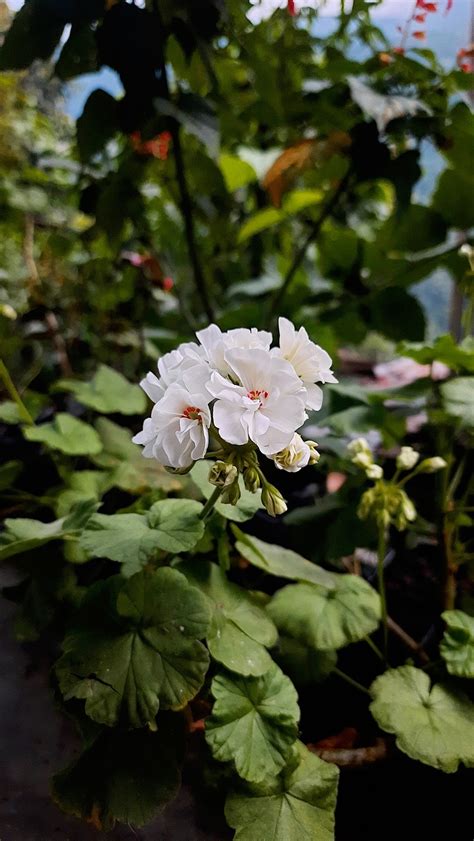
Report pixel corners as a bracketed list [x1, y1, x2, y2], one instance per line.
[364, 635, 384, 662]
[199, 486, 223, 520]
[333, 666, 371, 697]
[0, 359, 34, 425]
[377, 525, 388, 662]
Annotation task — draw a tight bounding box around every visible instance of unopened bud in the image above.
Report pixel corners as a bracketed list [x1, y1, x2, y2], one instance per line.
[243, 466, 261, 493]
[366, 463, 383, 480]
[348, 437, 372, 458]
[417, 456, 447, 473]
[261, 483, 287, 517]
[396, 446, 419, 471]
[208, 461, 238, 489]
[221, 480, 241, 506]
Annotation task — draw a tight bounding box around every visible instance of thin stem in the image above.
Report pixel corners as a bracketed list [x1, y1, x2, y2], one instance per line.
[199, 486, 223, 520]
[377, 525, 388, 661]
[0, 359, 34, 425]
[364, 635, 384, 662]
[265, 168, 351, 325]
[386, 616, 430, 664]
[333, 666, 371, 697]
[153, 2, 214, 322]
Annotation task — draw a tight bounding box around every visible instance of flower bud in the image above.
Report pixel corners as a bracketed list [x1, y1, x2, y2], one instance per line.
[243, 466, 261, 493]
[208, 461, 238, 489]
[261, 483, 288, 517]
[221, 480, 241, 506]
[396, 446, 420, 471]
[348, 437, 372, 458]
[366, 463, 383, 480]
[417, 456, 447, 473]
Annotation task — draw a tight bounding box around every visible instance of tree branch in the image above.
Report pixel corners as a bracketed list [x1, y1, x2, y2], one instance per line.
[266, 168, 351, 325]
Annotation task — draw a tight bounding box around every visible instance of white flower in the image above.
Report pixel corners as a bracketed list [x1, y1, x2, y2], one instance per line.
[132, 382, 211, 470]
[208, 347, 307, 456]
[139, 342, 209, 403]
[272, 433, 311, 472]
[196, 323, 272, 376]
[396, 446, 420, 471]
[276, 317, 337, 411]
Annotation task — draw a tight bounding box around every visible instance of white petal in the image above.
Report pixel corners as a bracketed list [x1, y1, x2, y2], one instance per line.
[213, 400, 249, 445]
[304, 382, 324, 411]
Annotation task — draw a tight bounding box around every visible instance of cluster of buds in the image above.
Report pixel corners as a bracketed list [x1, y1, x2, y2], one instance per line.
[349, 438, 446, 531]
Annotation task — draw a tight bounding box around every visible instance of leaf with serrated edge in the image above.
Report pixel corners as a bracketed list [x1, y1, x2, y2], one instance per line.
[24, 413, 102, 455]
[267, 577, 380, 651]
[55, 569, 211, 727]
[440, 610, 474, 679]
[233, 527, 335, 589]
[205, 663, 299, 783]
[179, 560, 277, 676]
[225, 741, 339, 841]
[0, 500, 97, 561]
[370, 666, 474, 773]
[80, 500, 204, 575]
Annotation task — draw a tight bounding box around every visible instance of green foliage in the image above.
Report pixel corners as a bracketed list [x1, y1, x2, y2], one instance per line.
[52, 716, 183, 830]
[1, 0, 473, 834]
[24, 414, 102, 455]
[267, 576, 381, 651]
[233, 527, 335, 588]
[225, 742, 339, 841]
[179, 560, 278, 677]
[440, 377, 474, 428]
[205, 663, 300, 783]
[56, 364, 145, 414]
[56, 569, 211, 727]
[81, 500, 204, 573]
[0, 500, 97, 561]
[370, 666, 474, 773]
[440, 611, 474, 679]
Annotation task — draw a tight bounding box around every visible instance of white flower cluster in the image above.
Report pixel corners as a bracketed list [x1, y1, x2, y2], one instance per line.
[133, 318, 336, 472]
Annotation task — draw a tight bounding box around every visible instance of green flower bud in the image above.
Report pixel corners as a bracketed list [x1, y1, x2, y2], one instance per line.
[221, 480, 241, 505]
[208, 461, 238, 488]
[396, 446, 419, 471]
[417, 456, 447, 473]
[261, 483, 287, 517]
[348, 437, 372, 457]
[306, 440, 321, 465]
[243, 466, 261, 493]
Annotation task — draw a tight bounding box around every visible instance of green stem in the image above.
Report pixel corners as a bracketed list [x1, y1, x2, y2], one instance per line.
[364, 635, 384, 662]
[199, 486, 223, 520]
[333, 666, 371, 697]
[377, 525, 388, 662]
[0, 359, 34, 424]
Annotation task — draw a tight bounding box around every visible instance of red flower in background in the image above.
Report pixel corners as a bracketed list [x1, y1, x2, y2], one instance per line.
[287, 0, 296, 15]
[130, 130, 172, 160]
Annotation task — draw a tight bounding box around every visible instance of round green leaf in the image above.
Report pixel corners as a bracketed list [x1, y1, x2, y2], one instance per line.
[179, 560, 278, 677]
[56, 364, 145, 414]
[56, 569, 211, 727]
[24, 413, 102, 456]
[370, 666, 474, 773]
[52, 716, 182, 830]
[205, 663, 300, 783]
[80, 500, 204, 574]
[440, 610, 474, 679]
[275, 636, 337, 687]
[440, 377, 474, 428]
[233, 527, 335, 589]
[267, 576, 381, 651]
[225, 742, 339, 841]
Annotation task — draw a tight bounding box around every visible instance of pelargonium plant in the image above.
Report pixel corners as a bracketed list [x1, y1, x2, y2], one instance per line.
[133, 318, 335, 515]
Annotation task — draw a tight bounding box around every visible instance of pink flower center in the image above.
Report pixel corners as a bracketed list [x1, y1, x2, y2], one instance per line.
[182, 406, 202, 422]
[247, 389, 269, 405]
